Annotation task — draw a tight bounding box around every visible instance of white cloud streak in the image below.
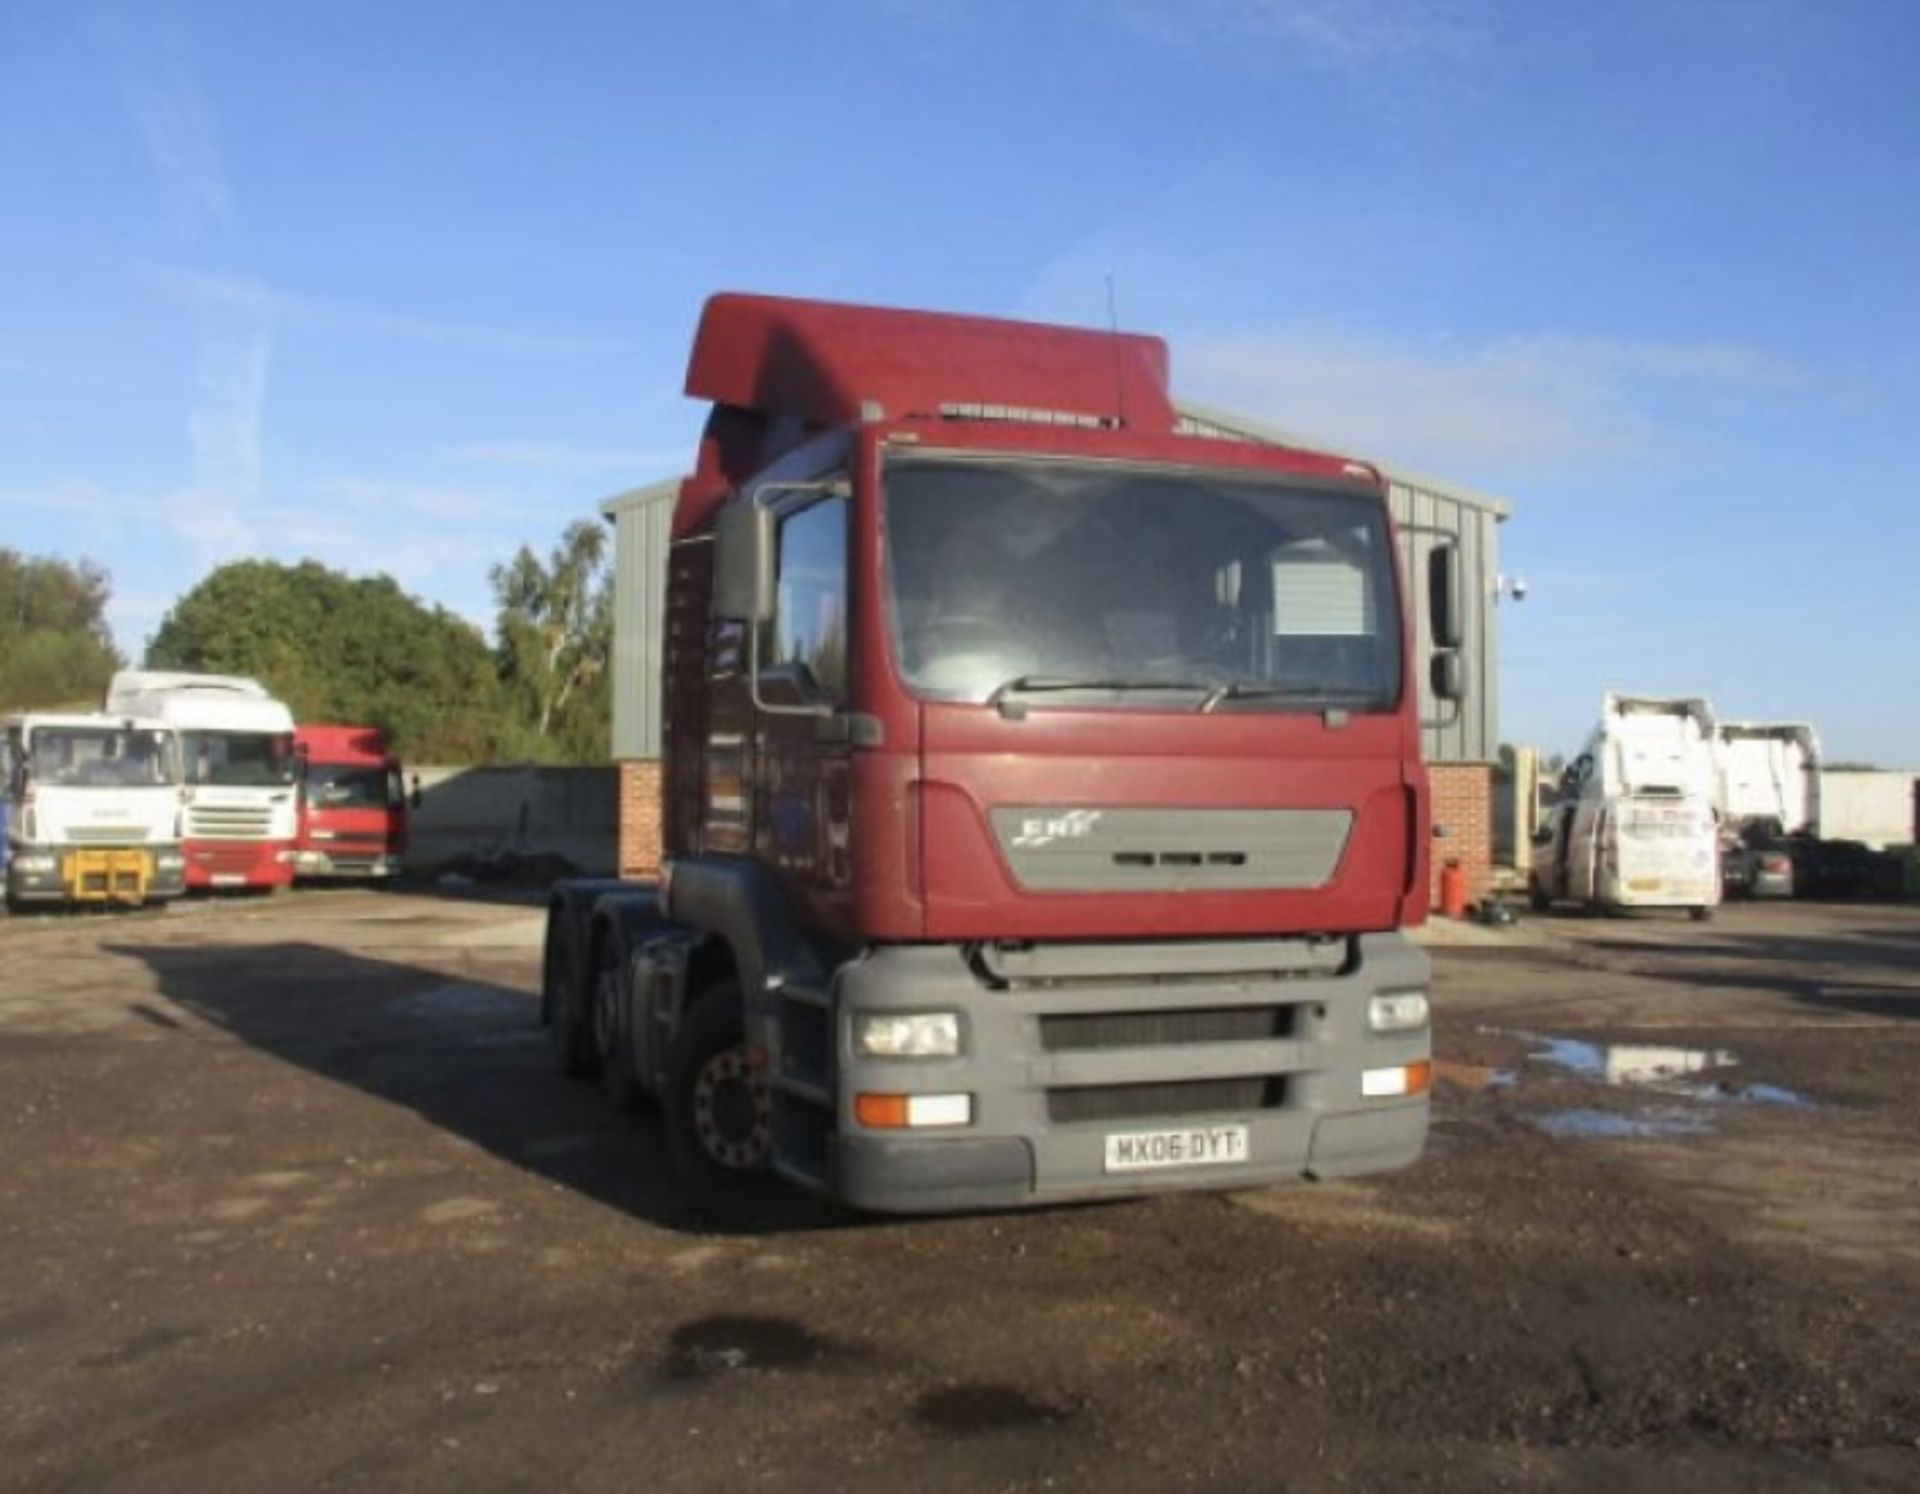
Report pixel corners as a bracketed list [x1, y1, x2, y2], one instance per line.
[142, 265, 630, 358]
[1180, 327, 1801, 483]
[168, 287, 276, 558]
[318, 478, 529, 524]
[100, 3, 234, 242]
[445, 441, 686, 474]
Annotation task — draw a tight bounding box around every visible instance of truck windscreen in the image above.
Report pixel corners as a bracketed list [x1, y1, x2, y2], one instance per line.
[28, 728, 178, 788]
[883, 456, 1403, 709]
[182, 732, 296, 788]
[304, 762, 393, 809]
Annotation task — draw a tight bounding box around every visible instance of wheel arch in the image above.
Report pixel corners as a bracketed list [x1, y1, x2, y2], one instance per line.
[662, 856, 827, 1039]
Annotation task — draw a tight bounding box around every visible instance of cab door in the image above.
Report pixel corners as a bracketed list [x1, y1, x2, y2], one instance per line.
[752, 490, 855, 940]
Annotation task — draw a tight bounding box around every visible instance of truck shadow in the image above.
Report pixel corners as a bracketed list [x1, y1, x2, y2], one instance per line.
[106, 940, 850, 1237]
[1559, 924, 1920, 1023]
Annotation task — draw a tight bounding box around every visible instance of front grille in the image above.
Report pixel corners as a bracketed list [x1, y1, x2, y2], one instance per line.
[189, 806, 273, 840]
[1039, 1006, 1297, 1052]
[990, 806, 1353, 892]
[195, 844, 263, 872]
[67, 826, 153, 845]
[1047, 1077, 1283, 1125]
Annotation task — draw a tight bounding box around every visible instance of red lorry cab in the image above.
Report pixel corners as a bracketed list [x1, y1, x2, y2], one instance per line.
[543, 293, 1467, 1216]
[294, 725, 407, 880]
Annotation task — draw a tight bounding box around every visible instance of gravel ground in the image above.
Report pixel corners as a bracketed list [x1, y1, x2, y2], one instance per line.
[1, 889, 1916, 1492]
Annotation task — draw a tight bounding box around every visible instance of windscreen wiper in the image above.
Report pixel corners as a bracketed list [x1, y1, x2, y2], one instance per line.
[1199, 682, 1383, 713]
[986, 675, 1215, 715]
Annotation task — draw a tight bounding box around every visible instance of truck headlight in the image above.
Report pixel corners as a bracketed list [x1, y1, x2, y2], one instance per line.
[1368, 991, 1430, 1033]
[853, 1011, 962, 1059]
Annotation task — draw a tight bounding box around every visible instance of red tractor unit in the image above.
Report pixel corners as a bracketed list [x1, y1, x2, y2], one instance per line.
[543, 293, 1463, 1216]
[293, 725, 408, 881]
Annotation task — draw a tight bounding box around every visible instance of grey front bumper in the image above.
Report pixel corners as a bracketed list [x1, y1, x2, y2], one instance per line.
[775, 932, 1431, 1215]
[5, 849, 187, 903]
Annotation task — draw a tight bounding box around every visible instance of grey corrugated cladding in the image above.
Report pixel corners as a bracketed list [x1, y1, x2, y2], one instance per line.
[602, 479, 681, 760]
[1175, 403, 1508, 764]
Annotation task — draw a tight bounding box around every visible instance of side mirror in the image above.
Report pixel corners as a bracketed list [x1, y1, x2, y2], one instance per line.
[1428, 543, 1463, 650]
[714, 500, 776, 624]
[1430, 650, 1466, 703]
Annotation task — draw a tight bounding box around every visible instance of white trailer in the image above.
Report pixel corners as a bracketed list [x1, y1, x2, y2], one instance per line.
[104, 672, 299, 891]
[1818, 769, 1918, 848]
[1530, 694, 1721, 918]
[3, 712, 189, 908]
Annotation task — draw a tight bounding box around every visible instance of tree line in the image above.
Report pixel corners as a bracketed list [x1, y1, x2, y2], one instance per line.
[0, 521, 613, 764]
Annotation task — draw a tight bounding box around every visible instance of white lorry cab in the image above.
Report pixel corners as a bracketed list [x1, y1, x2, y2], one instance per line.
[1713, 721, 1820, 897]
[2, 712, 188, 909]
[1531, 693, 1722, 920]
[1715, 722, 1821, 837]
[104, 672, 299, 892]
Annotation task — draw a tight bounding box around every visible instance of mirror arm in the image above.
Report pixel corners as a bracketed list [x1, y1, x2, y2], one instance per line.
[743, 624, 835, 719]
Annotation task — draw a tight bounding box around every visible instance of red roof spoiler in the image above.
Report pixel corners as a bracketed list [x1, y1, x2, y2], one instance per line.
[675, 293, 1177, 533]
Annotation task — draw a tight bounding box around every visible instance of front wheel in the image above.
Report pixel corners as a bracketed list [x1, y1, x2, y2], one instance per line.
[1689, 905, 1714, 923]
[664, 983, 783, 1223]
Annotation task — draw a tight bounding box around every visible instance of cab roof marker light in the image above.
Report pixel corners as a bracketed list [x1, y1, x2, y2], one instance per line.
[936, 402, 1119, 430]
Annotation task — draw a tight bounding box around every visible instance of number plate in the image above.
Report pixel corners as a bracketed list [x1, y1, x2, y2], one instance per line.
[210, 873, 247, 887]
[1103, 1124, 1250, 1173]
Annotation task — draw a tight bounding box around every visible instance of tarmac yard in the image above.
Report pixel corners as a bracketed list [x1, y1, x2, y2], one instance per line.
[2, 893, 1917, 1493]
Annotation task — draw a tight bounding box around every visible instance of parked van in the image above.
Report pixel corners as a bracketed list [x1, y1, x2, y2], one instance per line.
[1530, 694, 1721, 919]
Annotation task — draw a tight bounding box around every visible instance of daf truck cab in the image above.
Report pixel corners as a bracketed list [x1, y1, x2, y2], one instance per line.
[104, 672, 298, 892]
[294, 724, 409, 879]
[541, 293, 1466, 1217]
[3, 712, 188, 909]
[1531, 693, 1721, 919]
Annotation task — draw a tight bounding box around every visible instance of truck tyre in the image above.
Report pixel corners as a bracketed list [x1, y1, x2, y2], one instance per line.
[544, 912, 599, 1079]
[593, 925, 645, 1113]
[1689, 905, 1713, 923]
[663, 981, 779, 1222]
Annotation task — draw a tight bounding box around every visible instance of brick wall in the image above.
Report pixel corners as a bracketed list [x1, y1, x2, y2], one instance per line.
[617, 759, 664, 880]
[1431, 762, 1493, 910]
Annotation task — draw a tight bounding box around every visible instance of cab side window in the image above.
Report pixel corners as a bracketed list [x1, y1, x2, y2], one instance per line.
[771, 497, 849, 701]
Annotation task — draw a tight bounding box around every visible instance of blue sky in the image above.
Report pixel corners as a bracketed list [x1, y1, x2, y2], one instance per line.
[3, 0, 1916, 762]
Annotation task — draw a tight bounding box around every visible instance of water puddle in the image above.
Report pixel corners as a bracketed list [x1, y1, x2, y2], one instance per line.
[914, 1382, 1072, 1436]
[1474, 1027, 1813, 1139]
[1533, 1107, 1713, 1141]
[663, 1315, 834, 1379]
